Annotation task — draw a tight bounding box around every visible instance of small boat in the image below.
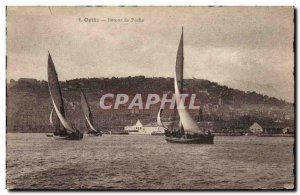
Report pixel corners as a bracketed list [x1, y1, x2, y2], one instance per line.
[157, 27, 214, 144]
[165, 135, 214, 144]
[47, 52, 83, 140]
[80, 92, 102, 136]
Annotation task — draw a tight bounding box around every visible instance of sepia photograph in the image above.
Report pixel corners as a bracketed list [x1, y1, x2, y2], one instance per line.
[6, 6, 295, 190]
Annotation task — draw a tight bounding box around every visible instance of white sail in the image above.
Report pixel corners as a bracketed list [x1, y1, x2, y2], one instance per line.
[84, 115, 97, 132]
[49, 89, 76, 133]
[174, 71, 201, 133]
[157, 108, 167, 129]
[49, 107, 54, 128]
[174, 29, 203, 134]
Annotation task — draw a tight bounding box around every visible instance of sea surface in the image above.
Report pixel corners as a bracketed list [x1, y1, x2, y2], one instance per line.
[6, 133, 294, 190]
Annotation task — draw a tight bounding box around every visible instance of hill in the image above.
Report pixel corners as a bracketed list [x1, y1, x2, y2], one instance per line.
[7, 76, 294, 133]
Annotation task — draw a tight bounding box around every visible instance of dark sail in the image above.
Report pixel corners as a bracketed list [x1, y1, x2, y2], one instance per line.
[175, 27, 184, 93]
[47, 53, 66, 133]
[81, 92, 98, 132]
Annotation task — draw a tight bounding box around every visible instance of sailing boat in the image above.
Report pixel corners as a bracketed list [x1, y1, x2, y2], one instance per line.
[47, 52, 83, 140]
[80, 92, 102, 136]
[157, 28, 214, 144]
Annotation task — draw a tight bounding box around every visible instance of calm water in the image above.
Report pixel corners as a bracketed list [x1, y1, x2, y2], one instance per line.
[7, 133, 294, 190]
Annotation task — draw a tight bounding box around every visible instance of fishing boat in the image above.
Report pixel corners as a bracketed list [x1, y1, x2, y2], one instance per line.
[157, 28, 214, 144]
[47, 53, 83, 140]
[80, 92, 102, 136]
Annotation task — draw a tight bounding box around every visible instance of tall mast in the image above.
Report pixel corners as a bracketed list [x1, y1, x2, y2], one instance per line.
[180, 26, 184, 132]
[180, 26, 184, 93]
[174, 27, 202, 134]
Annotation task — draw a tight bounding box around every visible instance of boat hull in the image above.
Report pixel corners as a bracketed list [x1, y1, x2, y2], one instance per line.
[51, 132, 84, 140]
[165, 135, 214, 144]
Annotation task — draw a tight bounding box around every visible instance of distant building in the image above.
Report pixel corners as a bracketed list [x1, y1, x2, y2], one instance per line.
[124, 120, 144, 133]
[144, 122, 165, 135]
[249, 122, 263, 134]
[282, 127, 295, 134]
[261, 125, 283, 134]
[249, 122, 286, 134]
[124, 120, 164, 135]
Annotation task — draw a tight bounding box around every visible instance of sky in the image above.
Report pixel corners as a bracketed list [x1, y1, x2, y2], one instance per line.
[7, 6, 294, 102]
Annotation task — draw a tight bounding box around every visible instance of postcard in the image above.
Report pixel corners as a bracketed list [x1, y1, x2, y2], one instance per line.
[6, 6, 294, 190]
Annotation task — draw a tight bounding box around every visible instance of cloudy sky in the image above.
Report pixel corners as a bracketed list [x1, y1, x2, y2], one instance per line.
[7, 6, 294, 102]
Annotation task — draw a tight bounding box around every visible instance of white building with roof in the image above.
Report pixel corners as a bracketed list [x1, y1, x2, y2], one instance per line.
[124, 120, 165, 135]
[249, 122, 263, 134]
